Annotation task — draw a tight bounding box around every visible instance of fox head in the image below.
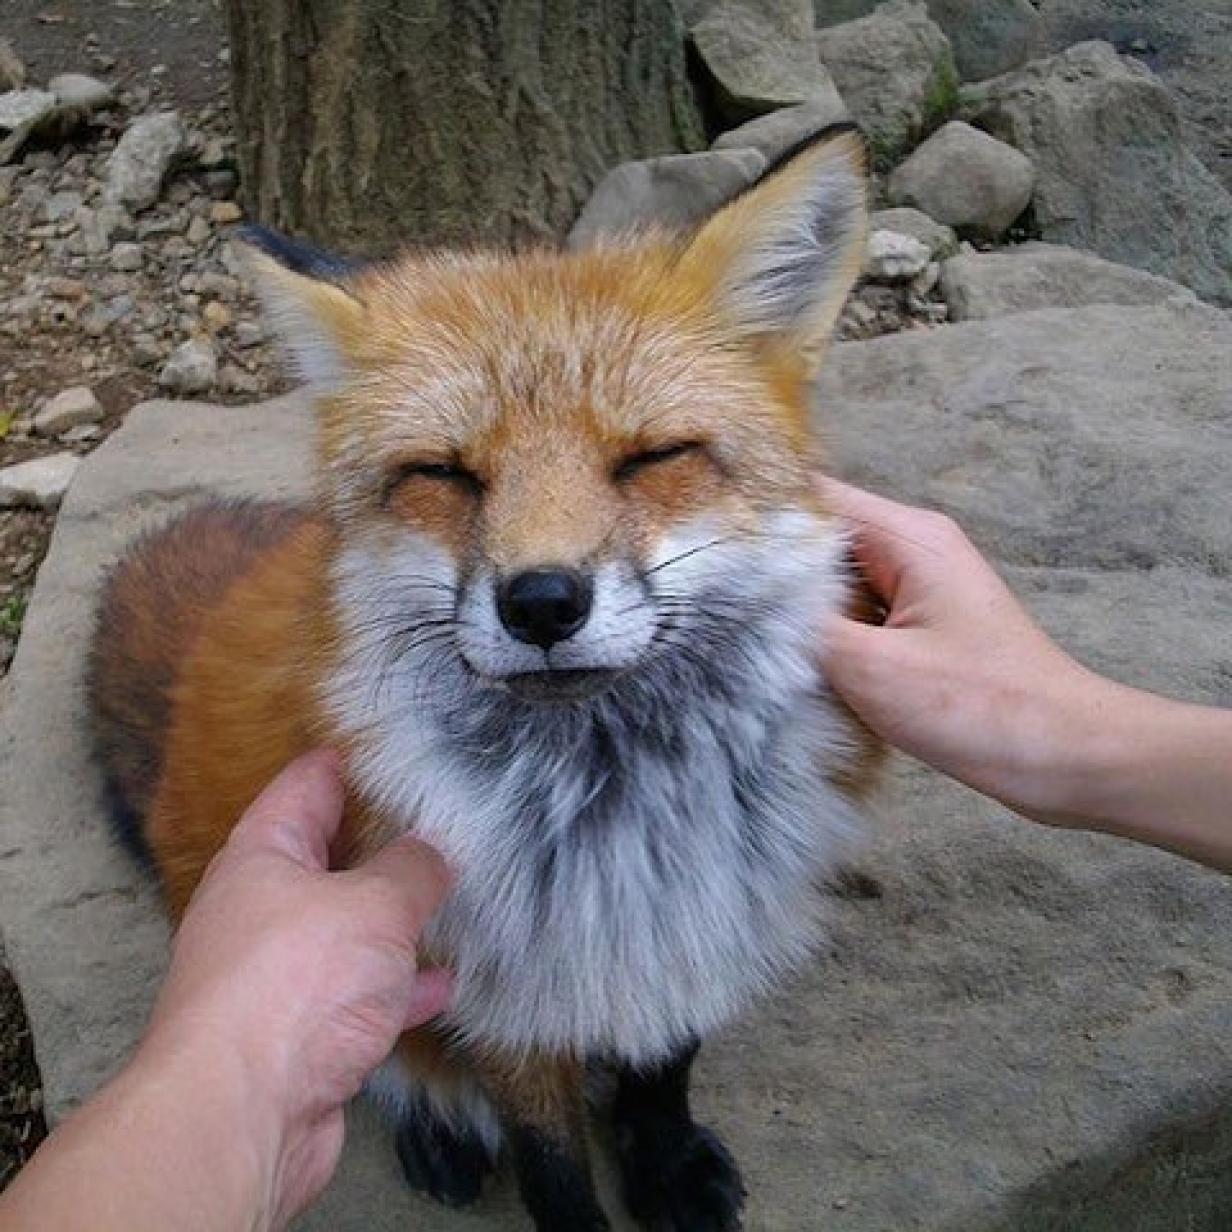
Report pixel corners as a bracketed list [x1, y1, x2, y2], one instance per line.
[245, 129, 866, 709]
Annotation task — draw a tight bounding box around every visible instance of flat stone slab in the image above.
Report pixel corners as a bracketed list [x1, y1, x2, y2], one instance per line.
[3, 298, 1232, 1229]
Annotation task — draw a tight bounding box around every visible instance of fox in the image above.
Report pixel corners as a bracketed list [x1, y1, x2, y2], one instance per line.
[86, 127, 881, 1231]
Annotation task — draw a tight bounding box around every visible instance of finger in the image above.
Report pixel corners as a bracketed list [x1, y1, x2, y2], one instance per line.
[821, 478, 937, 603]
[230, 748, 345, 870]
[403, 967, 454, 1030]
[349, 834, 454, 939]
[819, 611, 882, 692]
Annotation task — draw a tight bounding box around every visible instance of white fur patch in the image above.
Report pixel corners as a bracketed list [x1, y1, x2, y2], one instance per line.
[325, 510, 859, 1097]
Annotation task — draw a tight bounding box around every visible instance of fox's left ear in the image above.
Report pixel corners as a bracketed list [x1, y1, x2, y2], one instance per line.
[682, 126, 867, 370]
[237, 226, 367, 392]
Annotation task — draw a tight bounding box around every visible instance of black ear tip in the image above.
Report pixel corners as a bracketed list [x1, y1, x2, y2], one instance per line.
[761, 121, 867, 182]
[235, 224, 361, 283]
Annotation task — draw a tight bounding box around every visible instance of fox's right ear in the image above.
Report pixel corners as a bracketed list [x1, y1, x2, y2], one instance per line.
[238, 226, 367, 392]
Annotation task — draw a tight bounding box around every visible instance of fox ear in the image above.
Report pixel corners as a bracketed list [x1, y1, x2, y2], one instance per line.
[238, 226, 367, 391]
[682, 127, 868, 368]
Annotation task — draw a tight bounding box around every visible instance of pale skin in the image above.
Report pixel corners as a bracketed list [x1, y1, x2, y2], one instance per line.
[2, 486, 1229, 1231]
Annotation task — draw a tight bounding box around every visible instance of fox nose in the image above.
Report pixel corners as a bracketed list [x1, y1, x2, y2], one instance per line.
[497, 569, 593, 650]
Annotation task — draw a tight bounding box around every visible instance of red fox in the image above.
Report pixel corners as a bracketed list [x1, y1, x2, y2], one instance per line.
[87, 127, 880, 1231]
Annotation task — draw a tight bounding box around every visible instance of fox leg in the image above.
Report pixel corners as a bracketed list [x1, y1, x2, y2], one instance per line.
[608, 1038, 746, 1232]
[476, 1050, 610, 1232]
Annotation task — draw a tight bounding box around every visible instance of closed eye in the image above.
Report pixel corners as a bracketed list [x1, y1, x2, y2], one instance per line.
[384, 460, 484, 503]
[613, 441, 704, 482]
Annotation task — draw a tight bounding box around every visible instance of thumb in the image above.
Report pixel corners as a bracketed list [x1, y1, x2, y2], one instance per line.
[819, 612, 887, 704]
[350, 833, 454, 941]
[230, 748, 345, 870]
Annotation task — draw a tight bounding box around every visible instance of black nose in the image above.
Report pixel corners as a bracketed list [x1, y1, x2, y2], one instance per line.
[497, 570, 593, 650]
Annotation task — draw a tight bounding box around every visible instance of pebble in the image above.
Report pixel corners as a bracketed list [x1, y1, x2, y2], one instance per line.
[209, 200, 242, 225]
[34, 385, 103, 435]
[109, 241, 143, 272]
[185, 214, 211, 245]
[863, 230, 932, 283]
[159, 337, 217, 393]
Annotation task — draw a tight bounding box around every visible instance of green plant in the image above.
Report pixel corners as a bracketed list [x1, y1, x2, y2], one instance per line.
[0, 592, 28, 639]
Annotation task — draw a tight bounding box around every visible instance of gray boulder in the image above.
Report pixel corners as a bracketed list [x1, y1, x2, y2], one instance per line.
[6, 302, 1232, 1227]
[0, 453, 81, 510]
[106, 111, 186, 211]
[690, 0, 844, 123]
[815, 0, 1038, 81]
[888, 120, 1034, 238]
[569, 148, 764, 246]
[816, 0, 958, 167]
[940, 243, 1197, 321]
[712, 99, 850, 163]
[962, 41, 1232, 304]
[868, 206, 957, 258]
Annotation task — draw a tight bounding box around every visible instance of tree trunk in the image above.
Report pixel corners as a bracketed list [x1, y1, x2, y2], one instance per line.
[224, 0, 705, 253]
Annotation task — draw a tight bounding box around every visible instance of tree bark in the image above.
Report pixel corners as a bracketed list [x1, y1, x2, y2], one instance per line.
[224, 0, 705, 253]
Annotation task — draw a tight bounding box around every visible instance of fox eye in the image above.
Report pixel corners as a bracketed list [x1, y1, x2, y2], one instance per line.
[384, 460, 483, 503]
[614, 441, 703, 482]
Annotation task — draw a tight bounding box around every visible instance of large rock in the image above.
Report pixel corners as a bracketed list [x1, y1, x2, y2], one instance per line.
[105, 111, 186, 211]
[568, 149, 764, 247]
[815, 0, 1037, 81]
[690, 0, 844, 122]
[4, 297, 1232, 1229]
[712, 99, 850, 163]
[0, 453, 81, 510]
[816, 0, 958, 167]
[962, 41, 1232, 304]
[888, 120, 1035, 238]
[940, 243, 1196, 321]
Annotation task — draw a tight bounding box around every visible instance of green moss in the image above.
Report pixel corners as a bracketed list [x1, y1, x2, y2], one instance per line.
[0, 593, 27, 640]
[922, 52, 961, 134]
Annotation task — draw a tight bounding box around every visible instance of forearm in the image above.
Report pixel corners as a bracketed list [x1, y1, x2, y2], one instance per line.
[0, 1034, 280, 1232]
[1025, 675, 1232, 871]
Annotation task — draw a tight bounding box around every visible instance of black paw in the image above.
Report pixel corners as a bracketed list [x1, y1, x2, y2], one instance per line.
[395, 1103, 496, 1209]
[615, 1120, 746, 1232]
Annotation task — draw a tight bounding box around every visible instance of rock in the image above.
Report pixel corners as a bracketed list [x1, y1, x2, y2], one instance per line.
[208, 200, 242, 225]
[233, 319, 264, 349]
[887, 120, 1034, 238]
[939, 242, 1196, 321]
[158, 338, 217, 394]
[185, 214, 211, 246]
[814, 0, 1040, 81]
[34, 386, 104, 436]
[712, 99, 850, 163]
[106, 111, 186, 211]
[41, 189, 85, 224]
[0, 40, 25, 92]
[0, 89, 57, 163]
[863, 229, 932, 282]
[0, 452, 81, 509]
[868, 206, 957, 258]
[7, 303, 1232, 1228]
[816, 0, 958, 167]
[569, 148, 765, 247]
[962, 41, 1232, 304]
[108, 241, 143, 272]
[49, 73, 114, 111]
[202, 301, 233, 333]
[691, 0, 846, 122]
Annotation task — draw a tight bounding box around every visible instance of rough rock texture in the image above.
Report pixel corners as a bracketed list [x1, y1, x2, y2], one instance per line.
[0, 89, 56, 163]
[0, 453, 81, 510]
[712, 99, 850, 163]
[863, 229, 931, 282]
[815, 0, 1041, 81]
[888, 120, 1034, 238]
[4, 298, 1232, 1228]
[47, 73, 115, 115]
[868, 206, 957, 258]
[105, 110, 185, 211]
[568, 149, 764, 247]
[816, 0, 958, 167]
[962, 41, 1232, 304]
[691, 0, 845, 122]
[940, 243, 1196, 321]
[34, 387, 104, 436]
[158, 337, 217, 394]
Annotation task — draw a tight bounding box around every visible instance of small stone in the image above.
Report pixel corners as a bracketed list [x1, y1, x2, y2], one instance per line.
[159, 338, 218, 394]
[130, 334, 165, 367]
[233, 319, 264, 349]
[868, 207, 958, 260]
[185, 214, 211, 245]
[911, 260, 942, 296]
[863, 230, 932, 282]
[45, 276, 88, 300]
[0, 40, 26, 92]
[0, 452, 81, 509]
[48, 73, 115, 114]
[108, 241, 143, 272]
[40, 188, 84, 223]
[209, 200, 242, 225]
[196, 272, 239, 299]
[34, 386, 104, 435]
[62, 424, 102, 444]
[106, 111, 186, 210]
[0, 89, 57, 163]
[202, 300, 233, 332]
[219, 363, 261, 396]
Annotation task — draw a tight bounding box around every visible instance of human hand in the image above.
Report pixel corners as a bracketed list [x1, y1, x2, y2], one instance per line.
[820, 481, 1102, 824]
[137, 748, 453, 1227]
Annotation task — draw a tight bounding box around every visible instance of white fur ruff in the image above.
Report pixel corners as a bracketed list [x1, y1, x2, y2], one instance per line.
[325, 511, 858, 1068]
